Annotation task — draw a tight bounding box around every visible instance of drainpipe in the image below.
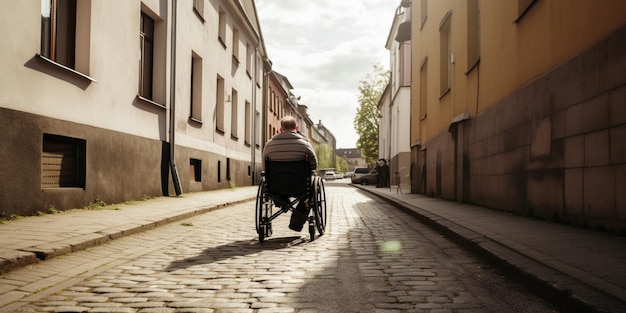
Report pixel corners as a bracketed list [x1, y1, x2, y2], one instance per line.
[169, 0, 182, 195]
[262, 58, 272, 153]
[250, 49, 258, 185]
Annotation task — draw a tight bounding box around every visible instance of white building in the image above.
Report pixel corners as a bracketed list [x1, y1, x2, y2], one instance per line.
[379, 2, 412, 187]
[0, 0, 267, 216]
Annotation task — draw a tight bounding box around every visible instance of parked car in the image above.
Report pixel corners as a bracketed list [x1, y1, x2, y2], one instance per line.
[351, 167, 371, 184]
[352, 169, 378, 185]
[323, 171, 337, 181]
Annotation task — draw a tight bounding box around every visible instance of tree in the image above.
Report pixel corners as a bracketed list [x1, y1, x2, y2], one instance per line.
[315, 144, 334, 169]
[335, 157, 348, 173]
[354, 63, 389, 166]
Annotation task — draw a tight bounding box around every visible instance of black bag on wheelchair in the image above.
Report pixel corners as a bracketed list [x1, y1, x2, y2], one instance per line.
[264, 158, 311, 196]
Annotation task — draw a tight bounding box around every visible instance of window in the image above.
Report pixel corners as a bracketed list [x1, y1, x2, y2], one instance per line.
[41, 0, 76, 68]
[420, 57, 428, 120]
[190, 159, 202, 182]
[231, 88, 239, 139]
[40, 0, 92, 75]
[439, 11, 452, 97]
[256, 55, 262, 85]
[226, 158, 231, 181]
[216, 75, 225, 133]
[420, 0, 427, 30]
[245, 101, 251, 145]
[42, 134, 86, 188]
[190, 53, 202, 122]
[217, 160, 221, 183]
[232, 28, 239, 64]
[246, 43, 252, 77]
[139, 12, 155, 99]
[399, 42, 411, 86]
[193, 0, 204, 20]
[218, 9, 226, 47]
[467, 0, 480, 73]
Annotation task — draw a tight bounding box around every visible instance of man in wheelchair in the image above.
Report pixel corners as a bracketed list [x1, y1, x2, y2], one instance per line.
[263, 116, 318, 232]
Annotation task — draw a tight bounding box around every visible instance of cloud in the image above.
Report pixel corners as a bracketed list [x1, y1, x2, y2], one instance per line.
[257, 0, 400, 148]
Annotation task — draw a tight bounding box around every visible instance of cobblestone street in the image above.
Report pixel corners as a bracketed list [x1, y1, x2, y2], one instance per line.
[2, 184, 558, 312]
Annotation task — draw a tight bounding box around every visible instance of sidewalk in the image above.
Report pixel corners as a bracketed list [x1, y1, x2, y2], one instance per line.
[0, 186, 258, 274]
[355, 184, 626, 313]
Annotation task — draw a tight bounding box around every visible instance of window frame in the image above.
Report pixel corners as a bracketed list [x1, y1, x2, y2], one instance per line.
[420, 0, 427, 30]
[232, 28, 240, 65]
[218, 9, 227, 48]
[193, 0, 205, 21]
[41, 133, 86, 189]
[190, 52, 203, 123]
[466, 0, 480, 75]
[231, 88, 239, 140]
[244, 101, 251, 146]
[515, 0, 538, 23]
[41, 0, 77, 68]
[216, 75, 225, 133]
[439, 11, 452, 98]
[139, 12, 155, 100]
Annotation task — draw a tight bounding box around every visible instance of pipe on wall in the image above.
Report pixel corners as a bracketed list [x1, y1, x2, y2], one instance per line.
[169, 0, 182, 195]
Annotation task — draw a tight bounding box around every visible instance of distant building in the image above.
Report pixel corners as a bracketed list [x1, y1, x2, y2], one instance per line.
[337, 148, 367, 171]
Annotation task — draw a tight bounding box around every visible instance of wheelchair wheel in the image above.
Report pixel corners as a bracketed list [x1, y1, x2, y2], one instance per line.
[312, 177, 327, 236]
[255, 178, 273, 243]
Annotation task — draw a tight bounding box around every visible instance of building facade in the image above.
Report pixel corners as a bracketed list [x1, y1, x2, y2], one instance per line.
[408, 0, 626, 231]
[337, 148, 367, 172]
[265, 71, 291, 143]
[380, 4, 412, 189]
[0, 0, 266, 217]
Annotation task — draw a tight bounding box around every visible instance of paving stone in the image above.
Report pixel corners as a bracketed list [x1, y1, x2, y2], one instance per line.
[3, 187, 562, 312]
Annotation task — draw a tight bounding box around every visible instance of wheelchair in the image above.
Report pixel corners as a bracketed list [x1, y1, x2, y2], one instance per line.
[255, 157, 327, 243]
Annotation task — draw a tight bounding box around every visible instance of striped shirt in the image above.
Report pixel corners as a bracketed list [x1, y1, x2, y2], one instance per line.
[263, 131, 318, 170]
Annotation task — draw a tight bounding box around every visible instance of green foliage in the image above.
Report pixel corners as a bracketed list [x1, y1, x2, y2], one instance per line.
[335, 157, 349, 173]
[84, 196, 107, 210]
[354, 63, 389, 166]
[315, 144, 334, 169]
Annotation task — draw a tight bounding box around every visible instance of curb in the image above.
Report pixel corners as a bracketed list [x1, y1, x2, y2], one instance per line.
[354, 184, 624, 313]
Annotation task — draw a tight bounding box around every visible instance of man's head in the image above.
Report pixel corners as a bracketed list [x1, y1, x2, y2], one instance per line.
[280, 116, 298, 132]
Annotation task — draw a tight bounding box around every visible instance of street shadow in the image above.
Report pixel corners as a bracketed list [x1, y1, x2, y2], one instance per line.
[165, 236, 304, 272]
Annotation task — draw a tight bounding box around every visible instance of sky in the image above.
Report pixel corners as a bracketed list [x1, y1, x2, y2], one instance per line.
[255, 0, 402, 149]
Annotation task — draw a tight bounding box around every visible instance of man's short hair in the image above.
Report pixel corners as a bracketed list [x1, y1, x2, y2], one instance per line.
[281, 116, 297, 131]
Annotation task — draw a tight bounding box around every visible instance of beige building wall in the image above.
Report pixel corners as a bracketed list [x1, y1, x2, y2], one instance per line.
[0, 0, 266, 217]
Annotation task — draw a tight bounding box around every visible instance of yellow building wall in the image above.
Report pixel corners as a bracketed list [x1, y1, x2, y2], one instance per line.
[409, 0, 626, 228]
[411, 0, 626, 144]
[480, 0, 626, 112]
[411, 0, 478, 145]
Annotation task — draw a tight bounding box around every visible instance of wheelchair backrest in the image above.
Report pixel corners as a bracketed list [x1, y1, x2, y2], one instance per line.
[265, 157, 311, 196]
